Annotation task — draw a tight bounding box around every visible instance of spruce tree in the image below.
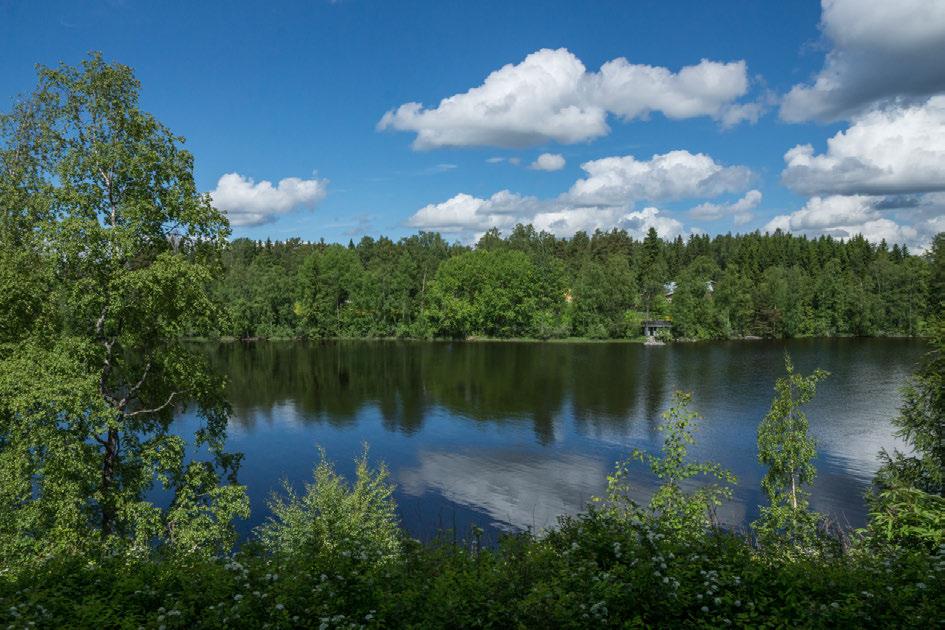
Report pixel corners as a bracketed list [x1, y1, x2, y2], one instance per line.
[870, 319, 945, 547]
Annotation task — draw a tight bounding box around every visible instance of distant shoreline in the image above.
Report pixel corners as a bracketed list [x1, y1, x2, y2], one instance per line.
[185, 333, 927, 344]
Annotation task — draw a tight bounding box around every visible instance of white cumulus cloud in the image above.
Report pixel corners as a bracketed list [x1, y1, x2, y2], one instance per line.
[781, 97, 945, 196]
[764, 195, 920, 246]
[781, 0, 945, 122]
[407, 190, 543, 235]
[529, 205, 625, 237]
[566, 150, 753, 207]
[408, 192, 686, 242]
[210, 172, 328, 226]
[530, 153, 566, 171]
[379, 48, 755, 149]
[617, 207, 685, 240]
[689, 189, 762, 225]
[405, 148, 752, 241]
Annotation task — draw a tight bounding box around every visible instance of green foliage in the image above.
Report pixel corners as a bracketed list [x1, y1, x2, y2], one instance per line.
[602, 392, 736, 541]
[0, 54, 245, 565]
[426, 249, 560, 338]
[714, 265, 753, 337]
[670, 256, 720, 339]
[622, 309, 646, 339]
[571, 254, 636, 337]
[868, 486, 945, 548]
[297, 244, 375, 337]
[928, 233, 945, 316]
[208, 228, 940, 341]
[2, 449, 944, 629]
[870, 319, 945, 548]
[257, 447, 401, 564]
[0, 341, 108, 562]
[754, 356, 828, 548]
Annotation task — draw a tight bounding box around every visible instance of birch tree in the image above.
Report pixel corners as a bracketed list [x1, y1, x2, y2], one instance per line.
[754, 356, 827, 547]
[0, 54, 247, 564]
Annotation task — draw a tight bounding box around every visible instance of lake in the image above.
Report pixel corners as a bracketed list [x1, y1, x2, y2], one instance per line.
[175, 338, 927, 541]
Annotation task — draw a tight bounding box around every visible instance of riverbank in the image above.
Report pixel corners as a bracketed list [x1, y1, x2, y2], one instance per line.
[189, 332, 927, 345]
[204, 335, 648, 344]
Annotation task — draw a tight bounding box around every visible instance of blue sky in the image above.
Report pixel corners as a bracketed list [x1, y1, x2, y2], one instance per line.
[2, 0, 944, 248]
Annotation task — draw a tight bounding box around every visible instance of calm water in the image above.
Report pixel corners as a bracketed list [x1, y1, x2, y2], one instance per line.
[175, 338, 927, 540]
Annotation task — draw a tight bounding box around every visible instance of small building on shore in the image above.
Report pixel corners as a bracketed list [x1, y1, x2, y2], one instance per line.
[642, 319, 672, 337]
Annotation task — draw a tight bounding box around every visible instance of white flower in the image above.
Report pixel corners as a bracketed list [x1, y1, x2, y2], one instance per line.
[701, 606, 709, 613]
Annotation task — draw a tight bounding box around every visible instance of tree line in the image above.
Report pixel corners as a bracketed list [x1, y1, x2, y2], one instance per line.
[217, 226, 945, 341]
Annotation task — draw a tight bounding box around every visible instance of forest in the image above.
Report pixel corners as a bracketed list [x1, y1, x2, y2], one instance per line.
[215, 226, 944, 341]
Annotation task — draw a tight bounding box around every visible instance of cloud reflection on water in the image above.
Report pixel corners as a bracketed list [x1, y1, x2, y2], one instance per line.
[400, 449, 607, 531]
[186, 338, 927, 536]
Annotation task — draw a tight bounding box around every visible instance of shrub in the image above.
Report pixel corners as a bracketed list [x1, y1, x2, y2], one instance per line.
[257, 447, 401, 565]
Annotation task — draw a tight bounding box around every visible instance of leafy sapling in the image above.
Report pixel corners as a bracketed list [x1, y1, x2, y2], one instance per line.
[605, 391, 736, 541]
[754, 355, 828, 549]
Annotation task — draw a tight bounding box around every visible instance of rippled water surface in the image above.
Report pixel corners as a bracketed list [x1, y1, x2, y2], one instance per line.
[175, 338, 927, 540]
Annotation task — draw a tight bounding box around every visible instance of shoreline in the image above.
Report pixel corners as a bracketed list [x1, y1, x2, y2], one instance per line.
[185, 333, 928, 344]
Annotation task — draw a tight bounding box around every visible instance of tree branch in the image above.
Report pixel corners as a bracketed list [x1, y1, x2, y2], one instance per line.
[123, 389, 187, 418]
[117, 359, 151, 411]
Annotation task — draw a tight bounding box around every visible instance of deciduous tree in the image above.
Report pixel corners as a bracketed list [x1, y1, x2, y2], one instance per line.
[754, 356, 827, 547]
[0, 54, 247, 563]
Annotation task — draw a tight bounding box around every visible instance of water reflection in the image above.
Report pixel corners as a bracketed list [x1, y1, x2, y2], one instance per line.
[400, 449, 606, 532]
[186, 338, 926, 537]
